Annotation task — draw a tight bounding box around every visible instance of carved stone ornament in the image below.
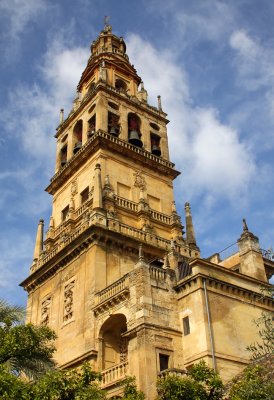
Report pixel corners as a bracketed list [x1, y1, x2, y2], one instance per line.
[64, 281, 75, 321]
[71, 179, 78, 197]
[120, 337, 128, 362]
[133, 171, 146, 191]
[41, 297, 51, 326]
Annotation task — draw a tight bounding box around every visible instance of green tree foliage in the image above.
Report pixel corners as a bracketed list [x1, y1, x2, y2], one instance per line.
[156, 360, 224, 400]
[0, 298, 56, 380]
[246, 312, 274, 359]
[0, 365, 30, 400]
[228, 362, 274, 400]
[30, 362, 106, 400]
[121, 377, 145, 400]
[0, 299, 25, 327]
[0, 323, 56, 379]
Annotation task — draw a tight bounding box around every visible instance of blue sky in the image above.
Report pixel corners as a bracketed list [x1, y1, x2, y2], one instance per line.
[0, 0, 274, 306]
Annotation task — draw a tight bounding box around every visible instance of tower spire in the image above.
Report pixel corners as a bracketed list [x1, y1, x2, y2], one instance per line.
[33, 219, 44, 261]
[185, 202, 197, 247]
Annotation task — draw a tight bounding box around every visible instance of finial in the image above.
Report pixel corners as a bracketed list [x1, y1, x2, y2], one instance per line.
[141, 81, 144, 91]
[170, 239, 175, 251]
[242, 218, 249, 232]
[164, 254, 170, 269]
[105, 174, 110, 186]
[172, 201, 177, 213]
[60, 109, 64, 124]
[49, 216, 54, 229]
[93, 163, 103, 209]
[139, 244, 144, 262]
[104, 16, 112, 32]
[33, 219, 44, 261]
[185, 202, 197, 247]
[157, 95, 162, 111]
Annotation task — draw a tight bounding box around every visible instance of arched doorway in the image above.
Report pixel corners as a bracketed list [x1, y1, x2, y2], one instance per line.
[99, 314, 127, 370]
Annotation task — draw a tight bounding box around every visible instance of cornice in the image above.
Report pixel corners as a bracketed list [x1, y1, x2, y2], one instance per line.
[175, 271, 274, 309]
[46, 130, 179, 195]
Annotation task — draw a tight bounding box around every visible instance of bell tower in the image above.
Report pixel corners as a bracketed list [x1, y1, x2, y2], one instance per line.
[21, 23, 200, 399]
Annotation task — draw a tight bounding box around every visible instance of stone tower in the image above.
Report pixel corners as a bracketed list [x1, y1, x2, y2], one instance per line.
[21, 23, 274, 399]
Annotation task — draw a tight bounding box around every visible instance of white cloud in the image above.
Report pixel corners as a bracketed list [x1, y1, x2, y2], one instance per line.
[230, 30, 274, 119]
[126, 33, 255, 202]
[0, 0, 49, 60]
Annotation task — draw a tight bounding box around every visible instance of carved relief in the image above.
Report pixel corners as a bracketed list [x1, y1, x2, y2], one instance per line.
[133, 171, 146, 191]
[119, 337, 128, 362]
[41, 296, 51, 326]
[63, 281, 75, 322]
[71, 179, 78, 197]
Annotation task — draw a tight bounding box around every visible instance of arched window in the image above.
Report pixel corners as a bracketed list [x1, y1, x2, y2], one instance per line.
[99, 314, 127, 370]
[87, 115, 96, 138]
[150, 133, 161, 156]
[108, 112, 120, 136]
[60, 144, 67, 167]
[128, 113, 142, 148]
[115, 79, 127, 93]
[73, 120, 83, 154]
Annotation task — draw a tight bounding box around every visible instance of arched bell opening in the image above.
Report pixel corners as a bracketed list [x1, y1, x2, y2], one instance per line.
[108, 111, 120, 137]
[73, 120, 83, 154]
[99, 314, 128, 370]
[150, 133, 161, 156]
[115, 78, 127, 93]
[60, 144, 68, 167]
[128, 113, 143, 148]
[87, 115, 96, 138]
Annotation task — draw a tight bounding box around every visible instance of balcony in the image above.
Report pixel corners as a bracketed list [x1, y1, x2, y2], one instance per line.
[158, 368, 186, 379]
[93, 275, 130, 316]
[101, 361, 128, 388]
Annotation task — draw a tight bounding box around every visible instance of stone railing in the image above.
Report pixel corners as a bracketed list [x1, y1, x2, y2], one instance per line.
[149, 265, 167, 281]
[96, 275, 129, 304]
[158, 368, 186, 379]
[150, 210, 171, 224]
[114, 195, 138, 212]
[101, 361, 128, 387]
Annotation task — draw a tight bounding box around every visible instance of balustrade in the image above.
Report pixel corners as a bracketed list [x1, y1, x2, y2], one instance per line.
[149, 265, 167, 281]
[101, 361, 128, 387]
[158, 368, 186, 379]
[97, 275, 128, 304]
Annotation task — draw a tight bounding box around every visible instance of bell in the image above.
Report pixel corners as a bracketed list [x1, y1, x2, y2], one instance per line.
[151, 145, 161, 156]
[110, 126, 118, 136]
[128, 130, 143, 147]
[73, 141, 82, 154]
[88, 129, 95, 138]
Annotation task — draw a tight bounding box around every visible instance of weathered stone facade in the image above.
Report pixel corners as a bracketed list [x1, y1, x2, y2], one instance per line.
[20, 24, 274, 399]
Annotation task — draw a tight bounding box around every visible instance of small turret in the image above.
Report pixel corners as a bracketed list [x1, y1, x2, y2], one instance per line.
[238, 218, 267, 282]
